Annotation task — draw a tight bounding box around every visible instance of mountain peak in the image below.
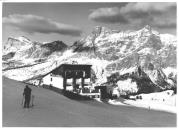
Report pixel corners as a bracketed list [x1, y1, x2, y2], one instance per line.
[92, 26, 112, 36]
[143, 25, 152, 31]
[16, 36, 31, 43]
[138, 25, 155, 36]
[7, 36, 31, 44]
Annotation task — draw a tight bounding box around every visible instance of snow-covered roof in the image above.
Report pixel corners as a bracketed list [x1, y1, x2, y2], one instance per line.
[25, 63, 93, 82]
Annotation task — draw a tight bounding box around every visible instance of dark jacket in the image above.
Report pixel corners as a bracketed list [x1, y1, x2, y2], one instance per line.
[23, 86, 32, 97]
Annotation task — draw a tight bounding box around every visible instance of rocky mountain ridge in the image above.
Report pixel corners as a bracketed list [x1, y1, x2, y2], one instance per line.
[3, 36, 68, 69]
[2, 25, 177, 95]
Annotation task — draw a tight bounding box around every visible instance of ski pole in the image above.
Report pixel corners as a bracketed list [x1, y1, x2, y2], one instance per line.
[21, 95, 24, 107]
[31, 95, 34, 107]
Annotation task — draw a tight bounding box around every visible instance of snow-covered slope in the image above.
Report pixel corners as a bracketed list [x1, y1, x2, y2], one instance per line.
[3, 77, 176, 127]
[160, 34, 177, 47]
[3, 49, 76, 81]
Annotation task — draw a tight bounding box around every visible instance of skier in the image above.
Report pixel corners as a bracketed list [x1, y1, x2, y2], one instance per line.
[23, 85, 32, 108]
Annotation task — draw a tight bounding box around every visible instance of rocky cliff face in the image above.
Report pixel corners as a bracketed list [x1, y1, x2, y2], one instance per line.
[71, 25, 177, 94]
[75, 25, 176, 69]
[2, 25, 177, 94]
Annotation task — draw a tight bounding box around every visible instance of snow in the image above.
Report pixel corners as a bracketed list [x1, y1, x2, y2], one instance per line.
[3, 49, 77, 81]
[167, 79, 174, 86]
[120, 67, 136, 75]
[19, 58, 36, 64]
[3, 25, 177, 89]
[47, 49, 76, 63]
[117, 79, 138, 94]
[124, 99, 176, 113]
[108, 90, 176, 113]
[16, 36, 31, 43]
[108, 99, 127, 106]
[112, 88, 119, 96]
[87, 25, 153, 50]
[162, 67, 176, 77]
[42, 41, 51, 44]
[3, 26, 177, 117]
[138, 47, 155, 55]
[160, 34, 177, 46]
[106, 33, 125, 43]
[3, 61, 52, 81]
[120, 44, 127, 53]
[3, 77, 176, 127]
[61, 49, 76, 59]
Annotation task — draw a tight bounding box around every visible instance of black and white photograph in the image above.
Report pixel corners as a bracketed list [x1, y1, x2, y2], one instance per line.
[1, 1, 177, 127]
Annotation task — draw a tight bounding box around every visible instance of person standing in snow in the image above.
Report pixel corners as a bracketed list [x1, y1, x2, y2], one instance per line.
[23, 85, 32, 108]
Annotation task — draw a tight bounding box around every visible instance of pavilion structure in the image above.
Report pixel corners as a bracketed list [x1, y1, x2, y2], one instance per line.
[51, 64, 92, 91]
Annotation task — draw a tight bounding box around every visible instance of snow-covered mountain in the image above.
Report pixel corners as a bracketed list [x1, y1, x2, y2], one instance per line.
[3, 36, 32, 55]
[3, 36, 68, 69]
[2, 25, 177, 95]
[71, 25, 177, 93]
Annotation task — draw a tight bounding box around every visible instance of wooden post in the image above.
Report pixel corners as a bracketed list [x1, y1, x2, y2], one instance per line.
[100, 89, 102, 100]
[81, 71, 85, 89]
[38, 78, 42, 87]
[63, 71, 66, 91]
[81, 77, 84, 89]
[73, 77, 76, 91]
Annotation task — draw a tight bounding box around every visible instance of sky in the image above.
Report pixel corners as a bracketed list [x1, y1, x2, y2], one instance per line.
[2, 2, 177, 46]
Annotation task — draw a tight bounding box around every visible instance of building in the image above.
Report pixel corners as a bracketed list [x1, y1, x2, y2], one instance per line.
[41, 64, 92, 90]
[39, 64, 100, 98]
